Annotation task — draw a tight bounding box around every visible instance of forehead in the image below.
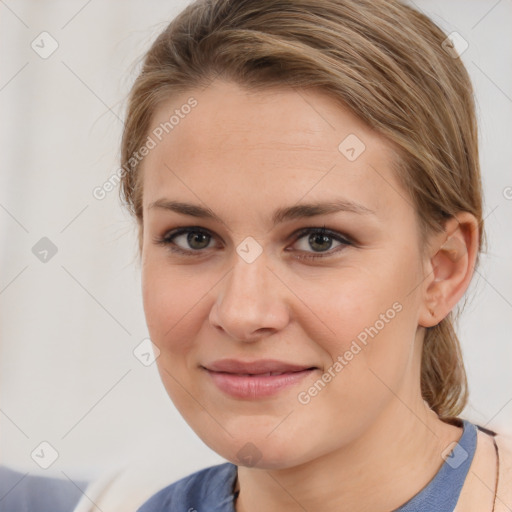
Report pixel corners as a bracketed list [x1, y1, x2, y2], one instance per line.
[141, 79, 408, 221]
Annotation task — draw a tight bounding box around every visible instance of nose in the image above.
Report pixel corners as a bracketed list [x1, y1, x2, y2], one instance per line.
[209, 248, 290, 342]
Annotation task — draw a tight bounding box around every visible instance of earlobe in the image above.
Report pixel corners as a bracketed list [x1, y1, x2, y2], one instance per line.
[419, 213, 479, 328]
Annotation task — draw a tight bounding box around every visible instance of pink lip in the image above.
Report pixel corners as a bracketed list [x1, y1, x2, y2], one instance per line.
[202, 359, 317, 399]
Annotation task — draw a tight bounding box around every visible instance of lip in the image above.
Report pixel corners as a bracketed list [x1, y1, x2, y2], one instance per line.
[205, 358, 315, 374]
[202, 359, 317, 399]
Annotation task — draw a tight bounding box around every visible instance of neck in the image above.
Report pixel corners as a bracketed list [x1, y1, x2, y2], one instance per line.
[234, 402, 463, 512]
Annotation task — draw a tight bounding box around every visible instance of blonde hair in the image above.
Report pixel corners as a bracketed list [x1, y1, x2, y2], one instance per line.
[119, 0, 484, 418]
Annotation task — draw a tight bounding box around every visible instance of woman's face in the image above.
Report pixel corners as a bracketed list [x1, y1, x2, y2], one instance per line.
[140, 79, 429, 469]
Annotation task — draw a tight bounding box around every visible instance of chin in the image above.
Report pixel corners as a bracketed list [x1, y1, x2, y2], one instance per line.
[197, 428, 316, 470]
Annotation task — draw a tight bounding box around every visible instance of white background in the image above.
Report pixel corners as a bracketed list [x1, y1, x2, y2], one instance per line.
[0, 0, 511, 485]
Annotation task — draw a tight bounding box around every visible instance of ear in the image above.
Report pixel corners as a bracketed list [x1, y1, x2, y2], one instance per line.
[418, 212, 480, 328]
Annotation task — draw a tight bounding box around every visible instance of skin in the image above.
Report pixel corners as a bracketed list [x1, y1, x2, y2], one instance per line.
[139, 79, 479, 512]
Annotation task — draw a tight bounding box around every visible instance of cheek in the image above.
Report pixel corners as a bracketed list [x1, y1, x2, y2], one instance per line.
[141, 263, 207, 413]
[299, 260, 415, 346]
[299, 248, 421, 387]
[291, 278, 417, 441]
[141, 260, 203, 354]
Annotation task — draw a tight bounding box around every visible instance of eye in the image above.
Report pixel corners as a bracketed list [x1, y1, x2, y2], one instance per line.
[288, 226, 353, 260]
[153, 225, 353, 260]
[154, 226, 218, 256]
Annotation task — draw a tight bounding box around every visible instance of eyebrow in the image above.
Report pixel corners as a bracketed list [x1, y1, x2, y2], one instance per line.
[148, 198, 376, 227]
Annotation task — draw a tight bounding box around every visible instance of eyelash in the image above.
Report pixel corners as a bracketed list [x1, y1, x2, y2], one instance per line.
[153, 225, 354, 261]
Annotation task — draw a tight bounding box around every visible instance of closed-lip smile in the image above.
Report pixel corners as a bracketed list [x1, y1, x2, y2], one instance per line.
[201, 359, 317, 399]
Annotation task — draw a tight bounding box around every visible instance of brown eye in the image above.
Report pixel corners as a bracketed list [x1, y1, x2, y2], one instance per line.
[181, 231, 211, 250]
[290, 227, 353, 260]
[307, 232, 335, 252]
[155, 227, 217, 256]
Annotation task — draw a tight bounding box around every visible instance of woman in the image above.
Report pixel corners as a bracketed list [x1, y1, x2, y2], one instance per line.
[118, 0, 512, 510]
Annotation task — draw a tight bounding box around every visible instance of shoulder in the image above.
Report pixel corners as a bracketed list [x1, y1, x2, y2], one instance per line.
[137, 462, 237, 512]
[494, 428, 512, 511]
[455, 424, 512, 512]
[0, 465, 87, 512]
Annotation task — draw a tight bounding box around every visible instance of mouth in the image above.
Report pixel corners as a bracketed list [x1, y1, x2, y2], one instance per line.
[201, 359, 318, 399]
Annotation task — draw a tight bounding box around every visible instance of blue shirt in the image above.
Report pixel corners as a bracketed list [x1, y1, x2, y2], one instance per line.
[138, 419, 479, 512]
[0, 466, 87, 512]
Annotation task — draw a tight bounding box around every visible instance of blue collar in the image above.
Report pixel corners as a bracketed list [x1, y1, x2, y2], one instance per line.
[395, 418, 477, 511]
